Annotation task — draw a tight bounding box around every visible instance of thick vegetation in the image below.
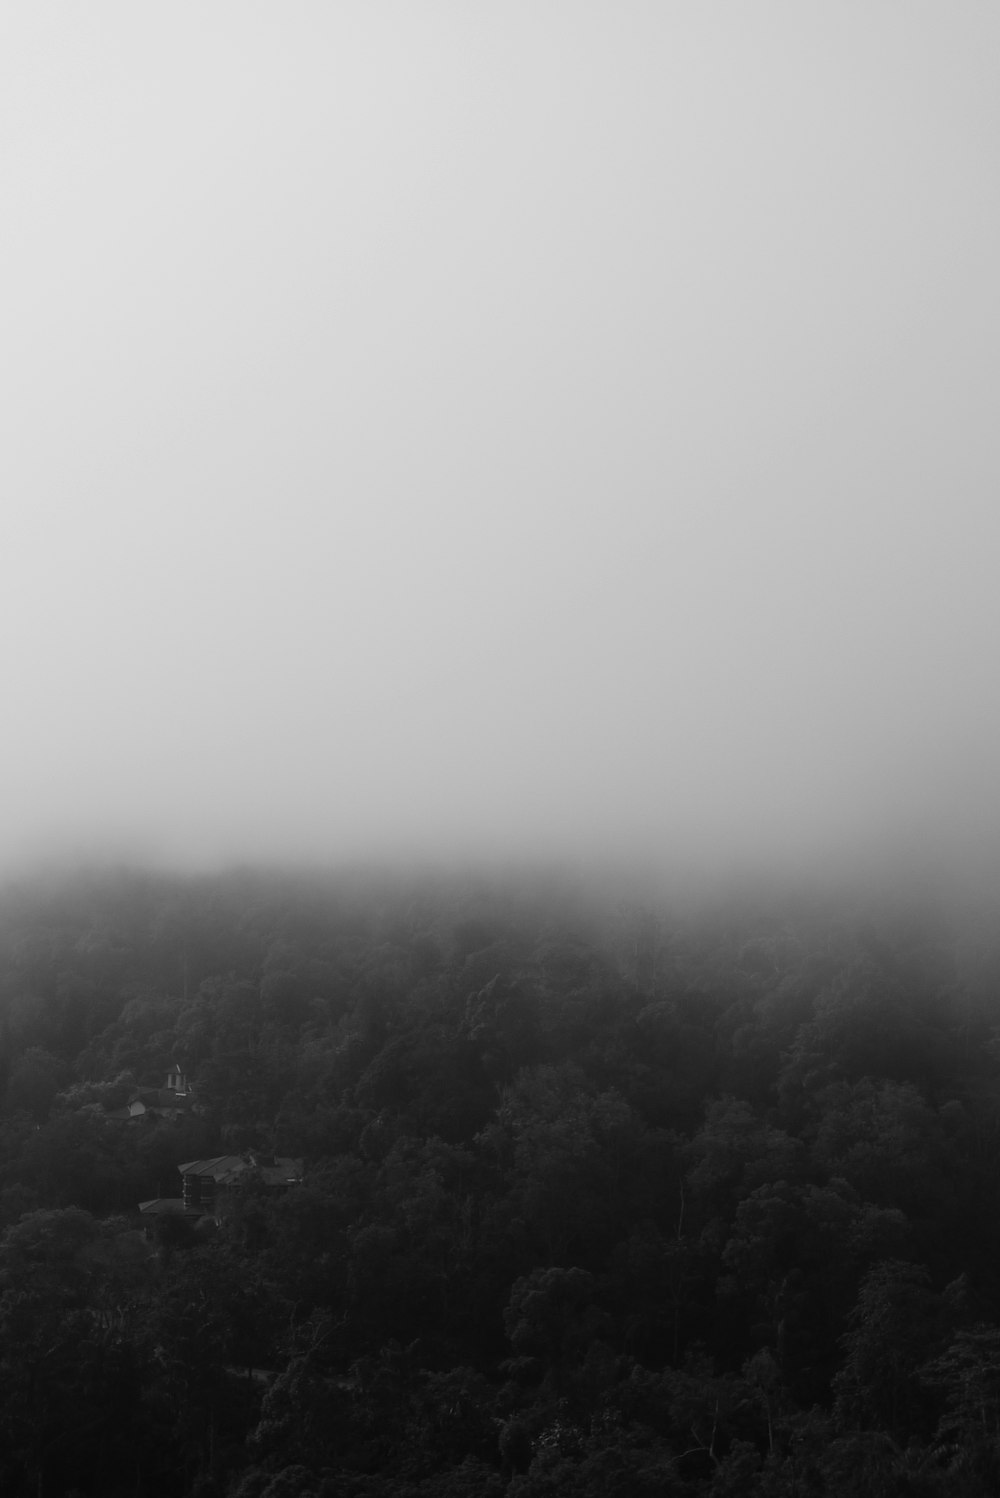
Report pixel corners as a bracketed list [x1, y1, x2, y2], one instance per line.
[1, 864, 1000, 1495]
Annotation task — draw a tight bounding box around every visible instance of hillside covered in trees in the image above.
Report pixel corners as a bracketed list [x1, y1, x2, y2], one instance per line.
[2, 861, 1000, 1496]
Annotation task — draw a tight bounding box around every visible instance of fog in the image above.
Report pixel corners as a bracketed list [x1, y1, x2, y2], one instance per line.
[3, 4, 999, 887]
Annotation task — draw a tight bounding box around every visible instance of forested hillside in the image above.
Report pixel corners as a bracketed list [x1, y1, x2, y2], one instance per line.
[2, 863, 1000, 1496]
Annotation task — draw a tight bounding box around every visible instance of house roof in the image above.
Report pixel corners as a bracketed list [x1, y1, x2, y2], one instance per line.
[139, 1198, 199, 1216]
[178, 1155, 303, 1187]
[179, 1155, 246, 1185]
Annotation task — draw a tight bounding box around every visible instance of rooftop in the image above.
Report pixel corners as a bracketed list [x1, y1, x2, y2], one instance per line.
[178, 1154, 304, 1187]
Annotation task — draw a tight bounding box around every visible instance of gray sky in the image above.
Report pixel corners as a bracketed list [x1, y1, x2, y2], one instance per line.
[2, 3, 999, 879]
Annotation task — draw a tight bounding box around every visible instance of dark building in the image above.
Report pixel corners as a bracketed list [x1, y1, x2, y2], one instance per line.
[139, 1151, 303, 1225]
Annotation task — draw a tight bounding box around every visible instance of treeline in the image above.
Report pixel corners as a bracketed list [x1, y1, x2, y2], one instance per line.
[1, 863, 1000, 1494]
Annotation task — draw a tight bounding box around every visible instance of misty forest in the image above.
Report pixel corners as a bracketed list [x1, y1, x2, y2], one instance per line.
[6, 0, 1000, 1493]
[1, 864, 1000, 1496]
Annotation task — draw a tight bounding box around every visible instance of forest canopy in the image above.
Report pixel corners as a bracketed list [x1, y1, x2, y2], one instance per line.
[0, 860, 999, 1496]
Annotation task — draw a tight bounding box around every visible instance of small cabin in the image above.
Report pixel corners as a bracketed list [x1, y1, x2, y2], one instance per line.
[107, 1069, 194, 1123]
[166, 1063, 189, 1094]
[140, 1152, 304, 1227]
[179, 1154, 304, 1214]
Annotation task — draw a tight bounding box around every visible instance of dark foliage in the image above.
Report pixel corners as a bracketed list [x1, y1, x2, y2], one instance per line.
[0, 863, 997, 1494]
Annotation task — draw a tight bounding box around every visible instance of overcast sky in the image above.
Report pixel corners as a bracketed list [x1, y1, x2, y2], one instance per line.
[2, 3, 998, 880]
